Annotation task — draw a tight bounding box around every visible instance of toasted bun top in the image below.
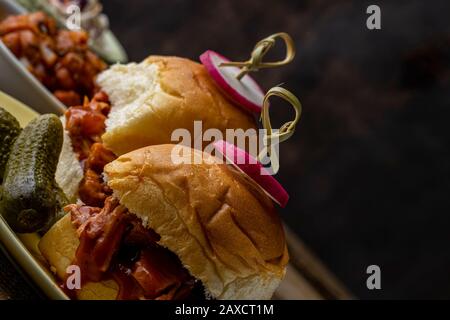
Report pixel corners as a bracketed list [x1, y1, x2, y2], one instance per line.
[97, 56, 257, 156]
[104, 144, 288, 299]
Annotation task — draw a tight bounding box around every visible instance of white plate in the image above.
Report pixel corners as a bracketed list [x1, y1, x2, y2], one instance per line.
[0, 91, 68, 300]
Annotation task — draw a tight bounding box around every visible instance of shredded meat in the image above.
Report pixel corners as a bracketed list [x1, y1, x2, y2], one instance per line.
[86, 142, 116, 172]
[69, 204, 101, 227]
[0, 12, 106, 106]
[77, 142, 116, 207]
[65, 92, 115, 207]
[65, 91, 111, 159]
[77, 168, 110, 208]
[67, 197, 129, 281]
[65, 197, 201, 300]
[130, 247, 195, 300]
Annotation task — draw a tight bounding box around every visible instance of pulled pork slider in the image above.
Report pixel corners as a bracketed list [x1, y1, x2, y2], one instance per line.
[96, 56, 257, 156]
[55, 56, 258, 205]
[39, 144, 288, 300]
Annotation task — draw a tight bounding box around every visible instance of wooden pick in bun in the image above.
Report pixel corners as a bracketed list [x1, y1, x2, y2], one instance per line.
[96, 56, 257, 156]
[39, 144, 288, 300]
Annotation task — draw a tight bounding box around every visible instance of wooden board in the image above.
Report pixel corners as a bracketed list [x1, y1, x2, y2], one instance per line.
[273, 225, 353, 300]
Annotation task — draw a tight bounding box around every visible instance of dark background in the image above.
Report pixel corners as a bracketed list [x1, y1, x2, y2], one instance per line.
[102, 0, 450, 299]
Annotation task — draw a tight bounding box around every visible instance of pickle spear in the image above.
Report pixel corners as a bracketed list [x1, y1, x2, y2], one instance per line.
[0, 114, 67, 233]
[0, 107, 21, 181]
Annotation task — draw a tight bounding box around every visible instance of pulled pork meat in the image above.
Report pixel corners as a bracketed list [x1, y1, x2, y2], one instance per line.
[65, 91, 115, 207]
[77, 143, 116, 207]
[65, 197, 202, 300]
[65, 90, 111, 159]
[0, 12, 106, 106]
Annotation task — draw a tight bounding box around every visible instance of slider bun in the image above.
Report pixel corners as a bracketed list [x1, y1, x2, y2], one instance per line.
[97, 56, 257, 156]
[38, 214, 119, 300]
[39, 144, 288, 300]
[105, 144, 288, 299]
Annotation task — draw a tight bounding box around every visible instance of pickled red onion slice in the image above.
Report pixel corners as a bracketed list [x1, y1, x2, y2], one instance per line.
[200, 50, 265, 113]
[213, 140, 289, 207]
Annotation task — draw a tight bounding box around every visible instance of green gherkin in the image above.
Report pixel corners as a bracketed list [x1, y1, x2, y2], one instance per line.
[0, 107, 21, 181]
[0, 114, 67, 233]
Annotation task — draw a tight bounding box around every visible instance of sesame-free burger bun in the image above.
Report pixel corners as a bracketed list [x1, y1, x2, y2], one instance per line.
[39, 144, 288, 300]
[105, 144, 288, 299]
[97, 56, 257, 156]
